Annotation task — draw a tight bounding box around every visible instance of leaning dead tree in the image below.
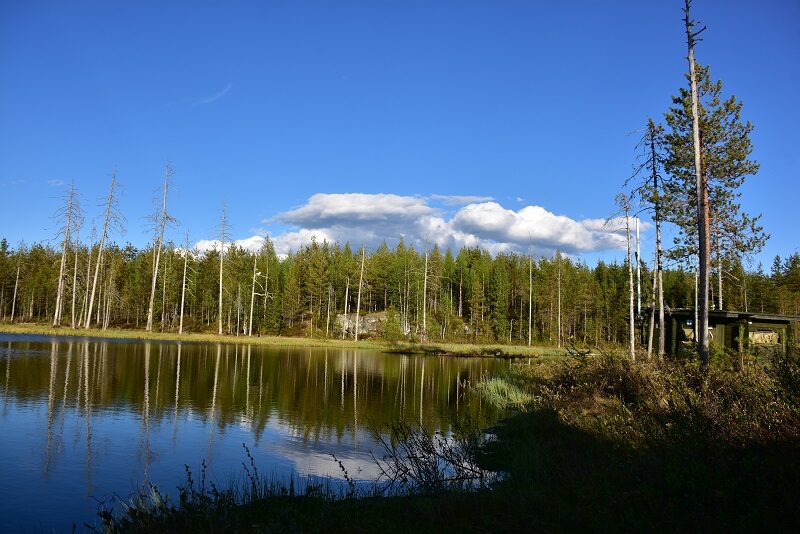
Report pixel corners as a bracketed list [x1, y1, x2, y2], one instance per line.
[85, 172, 123, 329]
[146, 163, 176, 332]
[53, 180, 81, 326]
[684, 0, 710, 370]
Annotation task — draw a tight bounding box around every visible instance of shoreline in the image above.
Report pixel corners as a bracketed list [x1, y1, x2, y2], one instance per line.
[0, 322, 566, 359]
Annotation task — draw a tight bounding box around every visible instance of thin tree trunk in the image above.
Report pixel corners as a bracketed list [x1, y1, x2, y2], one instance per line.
[325, 286, 331, 338]
[421, 248, 428, 341]
[248, 255, 257, 336]
[623, 208, 635, 361]
[342, 277, 350, 339]
[160, 252, 169, 331]
[71, 240, 79, 329]
[718, 247, 723, 311]
[354, 247, 365, 341]
[54, 181, 75, 326]
[528, 256, 532, 346]
[557, 257, 562, 348]
[179, 234, 189, 335]
[647, 259, 657, 358]
[10, 263, 20, 323]
[685, 0, 710, 370]
[635, 218, 641, 318]
[218, 205, 227, 336]
[147, 167, 170, 331]
[85, 174, 117, 329]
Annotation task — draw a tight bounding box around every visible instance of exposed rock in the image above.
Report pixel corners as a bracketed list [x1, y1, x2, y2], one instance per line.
[336, 311, 387, 337]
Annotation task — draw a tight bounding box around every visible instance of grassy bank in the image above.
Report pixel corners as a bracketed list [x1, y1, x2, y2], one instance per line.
[0, 322, 566, 358]
[94, 351, 800, 532]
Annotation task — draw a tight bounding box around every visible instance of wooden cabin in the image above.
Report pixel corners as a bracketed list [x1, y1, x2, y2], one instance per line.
[656, 309, 799, 357]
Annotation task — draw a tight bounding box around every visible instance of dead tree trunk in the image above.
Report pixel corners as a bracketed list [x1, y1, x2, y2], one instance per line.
[685, 0, 710, 370]
[218, 204, 227, 336]
[54, 181, 76, 326]
[528, 255, 533, 346]
[71, 237, 80, 329]
[627, 215, 635, 361]
[354, 247, 365, 341]
[85, 173, 118, 329]
[10, 263, 20, 323]
[147, 164, 173, 331]
[248, 255, 257, 336]
[179, 233, 189, 335]
[341, 277, 350, 339]
[421, 248, 428, 341]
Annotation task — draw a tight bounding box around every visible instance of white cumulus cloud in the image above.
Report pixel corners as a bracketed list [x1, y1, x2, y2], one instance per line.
[195, 193, 639, 258]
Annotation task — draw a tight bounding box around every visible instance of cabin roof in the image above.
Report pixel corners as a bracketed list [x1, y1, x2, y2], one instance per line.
[662, 308, 800, 324]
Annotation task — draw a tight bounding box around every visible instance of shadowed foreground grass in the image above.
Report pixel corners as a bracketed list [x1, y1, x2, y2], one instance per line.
[0, 322, 566, 358]
[93, 351, 800, 533]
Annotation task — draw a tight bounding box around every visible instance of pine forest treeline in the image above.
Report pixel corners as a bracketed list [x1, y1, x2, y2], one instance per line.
[1, 235, 798, 344]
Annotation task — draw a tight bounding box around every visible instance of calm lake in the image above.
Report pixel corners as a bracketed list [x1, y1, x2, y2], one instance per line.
[0, 334, 508, 532]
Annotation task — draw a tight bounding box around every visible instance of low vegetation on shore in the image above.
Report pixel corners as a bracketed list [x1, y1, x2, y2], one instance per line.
[0, 322, 566, 359]
[92, 347, 800, 532]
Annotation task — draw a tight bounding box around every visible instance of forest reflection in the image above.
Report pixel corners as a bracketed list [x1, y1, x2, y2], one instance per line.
[3, 338, 507, 482]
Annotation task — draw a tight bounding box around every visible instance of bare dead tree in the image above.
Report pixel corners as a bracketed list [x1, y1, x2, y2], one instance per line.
[684, 0, 710, 370]
[10, 248, 22, 323]
[421, 243, 429, 342]
[53, 180, 81, 326]
[70, 225, 81, 329]
[612, 194, 636, 361]
[178, 232, 191, 335]
[85, 172, 123, 329]
[626, 119, 668, 357]
[354, 245, 365, 341]
[341, 276, 350, 339]
[146, 163, 176, 332]
[248, 254, 259, 336]
[528, 253, 533, 347]
[217, 203, 229, 336]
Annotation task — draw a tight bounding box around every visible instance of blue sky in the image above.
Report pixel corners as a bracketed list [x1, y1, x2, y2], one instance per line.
[1, 0, 797, 265]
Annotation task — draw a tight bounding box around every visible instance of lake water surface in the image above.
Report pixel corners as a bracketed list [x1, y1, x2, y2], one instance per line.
[0, 334, 507, 532]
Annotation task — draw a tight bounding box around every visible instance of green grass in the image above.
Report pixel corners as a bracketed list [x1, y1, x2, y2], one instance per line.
[0, 322, 566, 358]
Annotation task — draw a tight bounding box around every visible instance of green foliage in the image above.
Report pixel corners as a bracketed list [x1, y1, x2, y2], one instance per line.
[663, 63, 768, 264]
[381, 307, 404, 342]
